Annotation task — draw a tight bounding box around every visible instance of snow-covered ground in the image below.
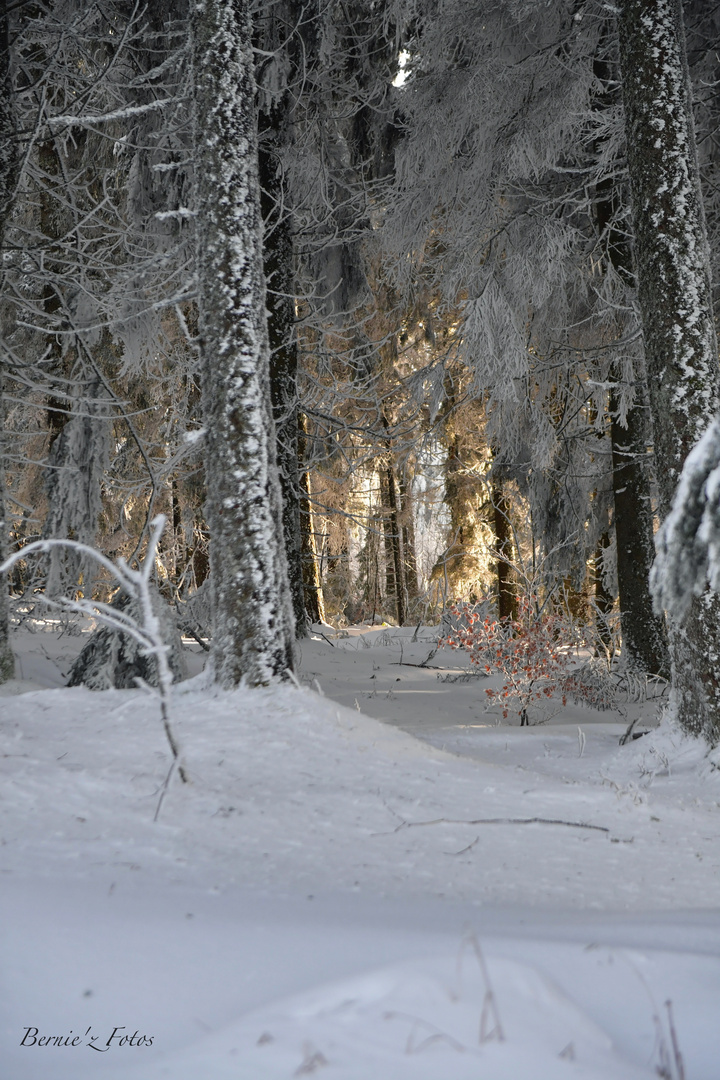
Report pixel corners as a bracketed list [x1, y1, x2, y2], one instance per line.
[2, 619, 720, 1079]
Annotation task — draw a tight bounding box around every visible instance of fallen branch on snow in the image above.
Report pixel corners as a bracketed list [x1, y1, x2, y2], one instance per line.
[373, 815, 610, 836]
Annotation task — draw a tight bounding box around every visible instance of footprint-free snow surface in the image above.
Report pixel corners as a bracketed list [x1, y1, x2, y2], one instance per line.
[1, 621, 720, 1078]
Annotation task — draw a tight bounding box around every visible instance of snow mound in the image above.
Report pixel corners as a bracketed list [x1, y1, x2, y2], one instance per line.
[116, 944, 697, 1080]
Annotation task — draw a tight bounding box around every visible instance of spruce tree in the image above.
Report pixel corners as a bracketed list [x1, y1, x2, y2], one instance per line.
[618, 0, 720, 739]
[0, 0, 15, 681]
[193, 0, 295, 685]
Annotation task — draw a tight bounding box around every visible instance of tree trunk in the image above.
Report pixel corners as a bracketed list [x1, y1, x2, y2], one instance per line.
[491, 478, 518, 621]
[385, 462, 406, 625]
[591, 532, 614, 657]
[257, 1, 307, 637]
[398, 468, 420, 605]
[618, 0, 720, 737]
[609, 390, 670, 676]
[0, 0, 15, 681]
[297, 414, 325, 624]
[593, 43, 670, 677]
[0, 389, 13, 683]
[193, 0, 295, 686]
[432, 430, 483, 598]
[380, 464, 406, 625]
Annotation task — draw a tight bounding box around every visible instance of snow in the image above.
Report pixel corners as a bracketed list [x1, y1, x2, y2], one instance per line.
[652, 411, 720, 618]
[2, 619, 720, 1079]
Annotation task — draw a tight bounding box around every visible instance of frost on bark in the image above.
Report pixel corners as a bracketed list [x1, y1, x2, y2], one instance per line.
[193, 0, 296, 686]
[0, 0, 15, 682]
[0, 393, 12, 683]
[618, 0, 720, 739]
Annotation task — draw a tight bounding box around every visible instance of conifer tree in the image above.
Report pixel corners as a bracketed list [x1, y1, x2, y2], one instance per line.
[0, 0, 15, 681]
[618, 0, 720, 740]
[256, 0, 308, 635]
[193, 0, 295, 685]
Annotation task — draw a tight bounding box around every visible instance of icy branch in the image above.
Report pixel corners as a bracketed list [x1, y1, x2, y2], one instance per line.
[652, 415, 720, 620]
[0, 517, 188, 799]
[49, 100, 174, 128]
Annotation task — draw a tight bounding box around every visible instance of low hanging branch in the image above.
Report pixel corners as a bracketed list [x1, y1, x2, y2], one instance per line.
[0, 515, 188, 806]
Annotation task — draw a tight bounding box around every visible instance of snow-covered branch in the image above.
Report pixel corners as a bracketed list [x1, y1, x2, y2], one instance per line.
[0, 516, 188, 792]
[49, 99, 175, 128]
[652, 415, 720, 621]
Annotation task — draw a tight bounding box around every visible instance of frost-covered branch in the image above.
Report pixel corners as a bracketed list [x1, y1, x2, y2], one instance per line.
[0, 515, 188, 789]
[652, 415, 720, 621]
[49, 99, 175, 128]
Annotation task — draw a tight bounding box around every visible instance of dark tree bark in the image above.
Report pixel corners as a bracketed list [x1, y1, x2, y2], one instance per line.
[0, 0, 15, 681]
[491, 478, 518, 621]
[618, 0, 720, 738]
[0, 398, 12, 682]
[398, 468, 420, 607]
[593, 44, 670, 678]
[256, 1, 307, 637]
[297, 413, 325, 624]
[379, 464, 405, 625]
[609, 392, 670, 676]
[592, 532, 615, 655]
[193, 0, 296, 686]
[383, 462, 406, 626]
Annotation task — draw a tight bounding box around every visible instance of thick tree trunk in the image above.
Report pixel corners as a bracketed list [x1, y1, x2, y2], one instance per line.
[0, 390, 13, 683]
[193, 0, 295, 686]
[618, 0, 720, 738]
[593, 46, 670, 678]
[257, 1, 307, 637]
[0, 0, 15, 681]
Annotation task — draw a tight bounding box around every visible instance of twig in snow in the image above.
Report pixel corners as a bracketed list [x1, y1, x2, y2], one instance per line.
[420, 646, 438, 667]
[285, 668, 303, 690]
[445, 835, 480, 856]
[373, 815, 609, 835]
[665, 1000, 686, 1080]
[382, 1012, 467, 1055]
[461, 933, 505, 1043]
[389, 660, 442, 668]
[294, 1042, 328, 1075]
[153, 760, 178, 822]
[619, 716, 639, 745]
